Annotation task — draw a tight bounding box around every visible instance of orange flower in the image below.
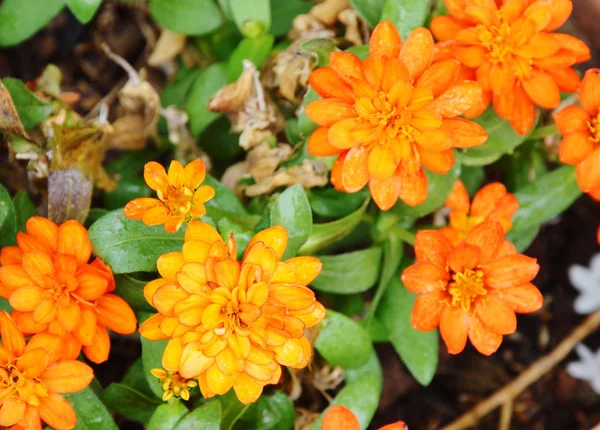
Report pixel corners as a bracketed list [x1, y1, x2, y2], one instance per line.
[0, 311, 94, 430]
[139, 221, 325, 404]
[440, 180, 519, 244]
[0, 217, 137, 364]
[124, 159, 215, 233]
[322, 405, 408, 430]
[305, 20, 488, 210]
[402, 220, 542, 355]
[431, 0, 590, 135]
[555, 69, 600, 195]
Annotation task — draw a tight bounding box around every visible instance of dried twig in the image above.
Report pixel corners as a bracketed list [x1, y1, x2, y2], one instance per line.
[442, 308, 600, 430]
[498, 401, 512, 430]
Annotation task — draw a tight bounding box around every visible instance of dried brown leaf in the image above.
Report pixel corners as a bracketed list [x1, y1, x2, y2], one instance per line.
[310, 0, 350, 25]
[245, 159, 328, 196]
[0, 81, 26, 138]
[147, 29, 187, 66]
[48, 168, 93, 224]
[106, 114, 146, 150]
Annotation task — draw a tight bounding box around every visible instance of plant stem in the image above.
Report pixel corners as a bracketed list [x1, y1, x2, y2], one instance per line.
[529, 124, 558, 140]
[390, 225, 415, 246]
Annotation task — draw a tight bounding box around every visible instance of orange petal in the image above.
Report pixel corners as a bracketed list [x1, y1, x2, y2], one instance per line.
[245, 226, 288, 261]
[489, 282, 543, 313]
[445, 180, 470, 212]
[440, 307, 469, 355]
[414, 230, 453, 267]
[183, 158, 206, 189]
[331, 153, 346, 192]
[0, 246, 22, 266]
[401, 263, 449, 294]
[138, 313, 169, 340]
[470, 183, 507, 218]
[362, 56, 384, 92]
[307, 127, 343, 156]
[430, 15, 466, 42]
[411, 290, 446, 332]
[521, 70, 560, 109]
[524, 1, 552, 31]
[308, 67, 354, 103]
[167, 160, 185, 188]
[0, 397, 25, 427]
[554, 33, 591, 64]
[369, 173, 401, 211]
[329, 52, 364, 84]
[545, 67, 581, 93]
[398, 167, 428, 206]
[559, 133, 595, 165]
[368, 145, 397, 180]
[455, 46, 488, 69]
[416, 59, 461, 98]
[305, 99, 356, 127]
[83, 325, 110, 364]
[206, 362, 236, 395]
[24, 217, 58, 253]
[468, 315, 502, 356]
[328, 118, 361, 149]
[57, 220, 92, 265]
[443, 118, 487, 149]
[16, 347, 49, 378]
[22, 250, 54, 287]
[580, 68, 600, 116]
[475, 295, 516, 335]
[156, 252, 185, 281]
[489, 62, 515, 96]
[38, 392, 77, 430]
[516, 33, 560, 59]
[40, 360, 94, 393]
[415, 128, 454, 151]
[9, 286, 43, 312]
[0, 312, 24, 358]
[233, 372, 264, 404]
[25, 332, 62, 365]
[554, 105, 591, 136]
[75, 271, 108, 301]
[418, 147, 455, 174]
[576, 148, 600, 192]
[410, 109, 443, 130]
[73, 309, 97, 346]
[285, 257, 322, 285]
[545, 0, 573, 31]
[58, 303, 81, 332]
[96, 294, 137, 334]
[464, 220, 504, 265]
[429, 81, 483, 118]
[370, 20, 402, 58]
[485, 254, 540, 288]
[144, 161, 168, 191]
[322, 405, 360, 430]
[399, 28, 434, 80]
[123, 198, 163, 220]
[447, 243, 481, 273]
[342, 145, 370, 192]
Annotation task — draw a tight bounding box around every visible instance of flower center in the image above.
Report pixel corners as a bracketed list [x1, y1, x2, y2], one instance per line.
[209, 286, 261, 338]
[158, 185, 194, 217]
[476, 20, 514, 64]
[0, 364, 48, 407]
[587, 115, 600, 143]
[151, 368, 197, 401]
[356, 92, 413, 141]
[447, 268, 487, 312]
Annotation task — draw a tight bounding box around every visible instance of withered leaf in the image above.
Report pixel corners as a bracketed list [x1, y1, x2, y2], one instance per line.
[148, 29, 187, 66]
[0, 80, 26, 137]
[48, 168, 93, 224]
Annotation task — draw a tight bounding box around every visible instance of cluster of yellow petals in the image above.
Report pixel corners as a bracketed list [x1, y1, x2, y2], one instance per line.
[124, 159, 215, 233]
[139, 221, 325, 404]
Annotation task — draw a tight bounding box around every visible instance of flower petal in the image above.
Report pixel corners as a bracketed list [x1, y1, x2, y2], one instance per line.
[368, 145, 397, 180]
[157, 252, 186, 281]
[429, 81, 483, 118]
[40, 360, 94, 393]
[447, 243, 481, 273]
[559, 132, 595, 165]
[342, 145, 370, 192]
[468, 315, 502, 356]
[414, 229, 454, 267]
[475, 295, 516, 335]
[96, 294, 137, 334]
[245, 226, 288, 261]
[554, 105, 591, 135]
[123, 198, 163, 220]
[57, 220, 92, 264]
[576, 148, 600, 192]
[322, 405, 361, 430]
[418, 147, 455, 174]
[465, 220, 504, 265]
[488, 282, 543, 313]
[0, 396, 25, 427]
[38, 393, 77, 430]
[399, 27, 434, 80]
[24, 217, 58, 253]
[440, 307, 469, 355]
[580, 68, 600, 116]
[83, 325, 110, 364]
[233, 372, 264, 404]
[370, 20, 402, 58]
[521, 70, 560, 109]
[329, 52, 364, 84]
[401, 263, 449, 294]
[369, 173, 401, 211]
[308, 127, 344, 156]
[309, 67, 355, 103]
[485, 254, 540, 288]
[398, 167, 428, 206]
[183, 158, 206, 189]
[411, 290, 446, 331]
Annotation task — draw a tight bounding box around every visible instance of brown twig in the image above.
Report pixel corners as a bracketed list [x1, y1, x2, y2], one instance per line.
[498, 401, 512, 430]
[442, 308, 600, 430]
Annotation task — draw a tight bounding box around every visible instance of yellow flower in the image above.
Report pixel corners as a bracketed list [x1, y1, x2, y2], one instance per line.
[151, 368, 197, 401]
[139, 221, 326, 404]
[123, 159, 215, 232]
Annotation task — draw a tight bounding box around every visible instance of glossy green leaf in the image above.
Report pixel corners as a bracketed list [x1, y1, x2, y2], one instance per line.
[460, 165, 485, 196]
[315, 310, 373, 369]
[500, 140, 548, 192]
[121, 358, 156, 397]
[149, 0, 223, 36]
[103, 176, 152, 210]
[297, 87, 320, 139]
[377, 268, 438, 386]
[391, 163, 461, 219]
[298, 199, 369, 255]
[506, 225, 539, 253]
[270, 0, 312, 36]
[345, 44, 369, 60]
[270, 185, 312, 259]
[220, 390, 250, 430]
[204, 175, 249, 216]
[228, 0, 270, 38]
[104, 147, 166, 179]
[381, 0, 430, 39]
[458, 108, 535, 166]
[0, 183, 17, 247]
[89, 210, 185, 274]
[311, 353, 382, 430]
[65, 386, 119, 430]
[0, 0, 65, 47]
[175, 401, 221, 430]
[309, 188, 369, 218]
[141, 333, 168, 399]
[186, 63, 227, 138]
[234, 391, 294, 430]
[198, 117, 244, 162]
[103, 383, 159, 423]
[299, 38, 337, 67]
[227, 35, 274, 82]
[148, 401, 189, 430]
[349, 0, 387, 27]
[162, 69, 203, 108]
[511, 165, 581, 232]
[12, 191, 36, 233]
[114, 274, 153, 312]
[3, 78, 52, 129]
[311, 247, 382, 294]
[67, 0, 102, 23]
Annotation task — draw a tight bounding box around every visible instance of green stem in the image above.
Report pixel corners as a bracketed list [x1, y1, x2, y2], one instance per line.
[529, 124, 558, 140]
[389, 225, 415, 246]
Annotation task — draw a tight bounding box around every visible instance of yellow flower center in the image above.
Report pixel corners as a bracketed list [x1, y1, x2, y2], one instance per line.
[157, 185, 194, 218]
[0, 364, 48, 407]
[356, 92, 415, 142]
[209, 285, 262, 338]
[447, 268, 487, 312]
[151, 368, 197, 401]
[587, 115, 600, 142]
[477, 19, 515, 64]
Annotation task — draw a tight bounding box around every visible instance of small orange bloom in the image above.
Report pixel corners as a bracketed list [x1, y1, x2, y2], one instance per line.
[402, 220, 542, 355]
[432, 0, 590, 135]
[139, 221, 325, 404]
[305, 20, 488, 210]
[0, 311, 94, 430]
[124, 159, 215, 233]
[440, 180, 519, 244]
[322, 405, 408, 430]
[555, 69, 600, 195]
[0, 217, 137, 364]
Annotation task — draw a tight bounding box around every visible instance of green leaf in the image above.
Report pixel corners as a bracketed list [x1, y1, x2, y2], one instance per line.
[103, 383, 160, 423]
[506, 225, 539, 253]
[511, 165, 581, 232]
[186, 63, 227, 138]
[377, 268, 438, 386]
[204, 175, 249, 216]
[220, 390, 250, 430]
[0, 183, 17, 247]
[89, 210, 185, 274]
[234, 391, 294, 430]
[391, 162, 461, 219]
[103, 176, 152, 210]
[311, 247, 382, 294]
[297, 87, 320, 139]
[228, 0, 270, 38]
[309, 188, 369, 218]
[148, 401, 189, 430]
[122, 358, 156, 397]
[315, 310, 373, 369]
[175, 401, 222, 430]
[12, 191, 36, 233]
[345, 45, 369, 60]
[141, 333, 169, 399]
[84, 208, 109, 229]
[458, 108, 535, 166]
[460, 165, 485, 196]
[310, 353, 382, 430]
[0, 0, 65, 47]
[299, 38, 337, 67]
[270, 185, 312, 259]
[198, 117, 244, 162]
[66, 0, 102, 23]
[149, 0, 223, 36]
[349, 0, 387, 27]
[381, 0, 430, 39]
[64, 386, 119, 430]
[298, 199, 369, 255]
[227, 35, 275, 82]
[162, 69, 203, 108]
[2, 78, 52, 129]
[270, 0, 312, 36]
[500, 140, 548, 192]
[217, 218, 252, 258]
[114, 274, 154, 312]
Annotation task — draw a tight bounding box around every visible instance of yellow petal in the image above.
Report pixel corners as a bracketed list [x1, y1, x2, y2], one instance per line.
[244, 227, 288, 261]
[157, 252, 186, 281]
